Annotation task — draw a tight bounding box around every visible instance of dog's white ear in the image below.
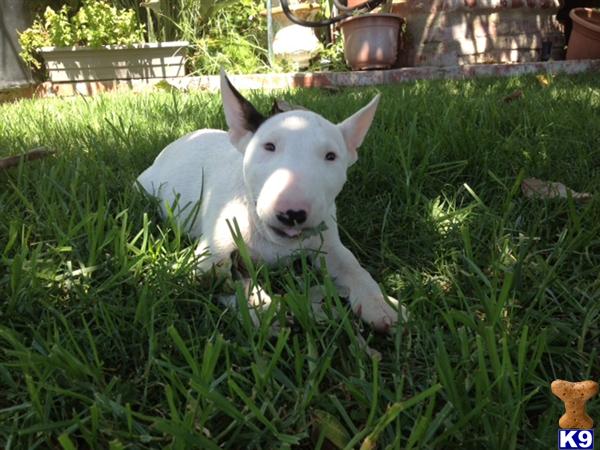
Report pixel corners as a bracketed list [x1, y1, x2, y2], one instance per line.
[220, 69, 265, 151]
[338, 94, 380, 164]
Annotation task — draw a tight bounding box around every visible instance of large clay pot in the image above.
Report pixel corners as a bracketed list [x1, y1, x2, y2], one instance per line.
[338, 13, 403, 70]
[566, 8, 600, 60]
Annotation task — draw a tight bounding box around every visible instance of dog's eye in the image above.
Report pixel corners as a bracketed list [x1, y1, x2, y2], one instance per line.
[325, 152, 337, 161]
[264, 142, 276, 152]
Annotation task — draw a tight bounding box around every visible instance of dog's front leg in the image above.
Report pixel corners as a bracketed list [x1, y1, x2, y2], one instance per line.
[214, 250, 277, 331]
[324, 238, 407, 333]
[218, 277, 274, 328]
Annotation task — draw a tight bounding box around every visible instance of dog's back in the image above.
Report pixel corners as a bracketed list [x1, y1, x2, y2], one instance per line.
[137, 128, 246, 239]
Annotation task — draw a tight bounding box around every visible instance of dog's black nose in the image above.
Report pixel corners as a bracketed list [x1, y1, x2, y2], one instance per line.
[276, 209, 307, 226]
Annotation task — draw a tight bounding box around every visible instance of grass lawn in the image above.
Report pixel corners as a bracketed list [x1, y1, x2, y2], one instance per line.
[1, 73, 599, 449]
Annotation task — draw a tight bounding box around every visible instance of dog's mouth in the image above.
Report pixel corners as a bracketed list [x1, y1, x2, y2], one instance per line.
[270, 226, 302, 239]
[268, 221, 328, 240]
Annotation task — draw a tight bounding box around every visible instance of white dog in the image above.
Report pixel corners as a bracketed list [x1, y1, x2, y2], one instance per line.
[137, 71, 405, 332]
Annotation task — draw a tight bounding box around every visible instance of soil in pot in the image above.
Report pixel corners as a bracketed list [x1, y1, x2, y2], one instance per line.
[338, 13, 404, 70]
[566, 7, 600, 59]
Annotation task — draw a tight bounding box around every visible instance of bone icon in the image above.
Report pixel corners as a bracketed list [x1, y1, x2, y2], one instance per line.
[551, 379, 599, 429]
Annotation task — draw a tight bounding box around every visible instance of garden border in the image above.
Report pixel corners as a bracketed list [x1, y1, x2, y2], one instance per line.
[4, 59, 600, 101]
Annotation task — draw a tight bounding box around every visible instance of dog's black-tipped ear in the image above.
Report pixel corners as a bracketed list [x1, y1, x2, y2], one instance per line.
[220, 69, 265, 150]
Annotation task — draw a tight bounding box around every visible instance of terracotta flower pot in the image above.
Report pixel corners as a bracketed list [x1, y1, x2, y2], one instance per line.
[338, 13, 404, 70]
[566, 8, 600, 60]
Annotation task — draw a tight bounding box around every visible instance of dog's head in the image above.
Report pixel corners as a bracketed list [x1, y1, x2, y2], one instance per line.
[220, 70, 380, 243]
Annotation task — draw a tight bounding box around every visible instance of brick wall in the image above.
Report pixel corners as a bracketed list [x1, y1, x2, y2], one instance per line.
[391, 0, 565, 66]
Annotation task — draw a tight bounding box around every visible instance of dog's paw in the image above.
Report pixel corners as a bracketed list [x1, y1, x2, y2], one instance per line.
[353, 294, 409, 334]
[219, 282, 287, 336]
[218, 292, 283, 336]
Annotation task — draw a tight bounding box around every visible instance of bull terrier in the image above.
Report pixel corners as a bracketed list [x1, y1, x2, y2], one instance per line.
[137, 71, 406, 332]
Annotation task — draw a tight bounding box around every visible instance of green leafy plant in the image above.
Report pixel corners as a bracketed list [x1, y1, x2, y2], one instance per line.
[172, 0, 269, 75]
[18, 21, 50, 69]
[45, 6, 75, 47]
[72, 1, 145, 47]
[308, 38, 347, 72]
[109, 0, 270, 74]
[19, 1, 146, 70]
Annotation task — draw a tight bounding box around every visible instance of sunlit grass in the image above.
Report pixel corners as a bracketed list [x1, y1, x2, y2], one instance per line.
[1, 73, 599, 449]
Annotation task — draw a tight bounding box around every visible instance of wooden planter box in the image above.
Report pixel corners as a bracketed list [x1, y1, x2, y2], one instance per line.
[39, 41, 188, 82]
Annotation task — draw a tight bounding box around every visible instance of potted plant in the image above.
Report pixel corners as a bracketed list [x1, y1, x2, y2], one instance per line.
[18, 0, 188, 82]
[337, 0, 404, 70]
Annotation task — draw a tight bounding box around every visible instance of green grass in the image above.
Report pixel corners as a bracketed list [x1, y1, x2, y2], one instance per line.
[1, 73, 599, 449]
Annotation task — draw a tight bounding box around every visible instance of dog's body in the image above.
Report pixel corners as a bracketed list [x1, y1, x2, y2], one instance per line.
[137, 72, 404, 332]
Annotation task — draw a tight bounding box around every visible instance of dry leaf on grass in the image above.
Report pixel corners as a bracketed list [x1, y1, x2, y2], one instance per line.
[536, 74, 551, 87]
[521, 177, 592, 201]
[503, 89, 524, 103]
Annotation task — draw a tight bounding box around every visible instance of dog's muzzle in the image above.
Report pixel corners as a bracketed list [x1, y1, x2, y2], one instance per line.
[270, 209, 308, 239]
